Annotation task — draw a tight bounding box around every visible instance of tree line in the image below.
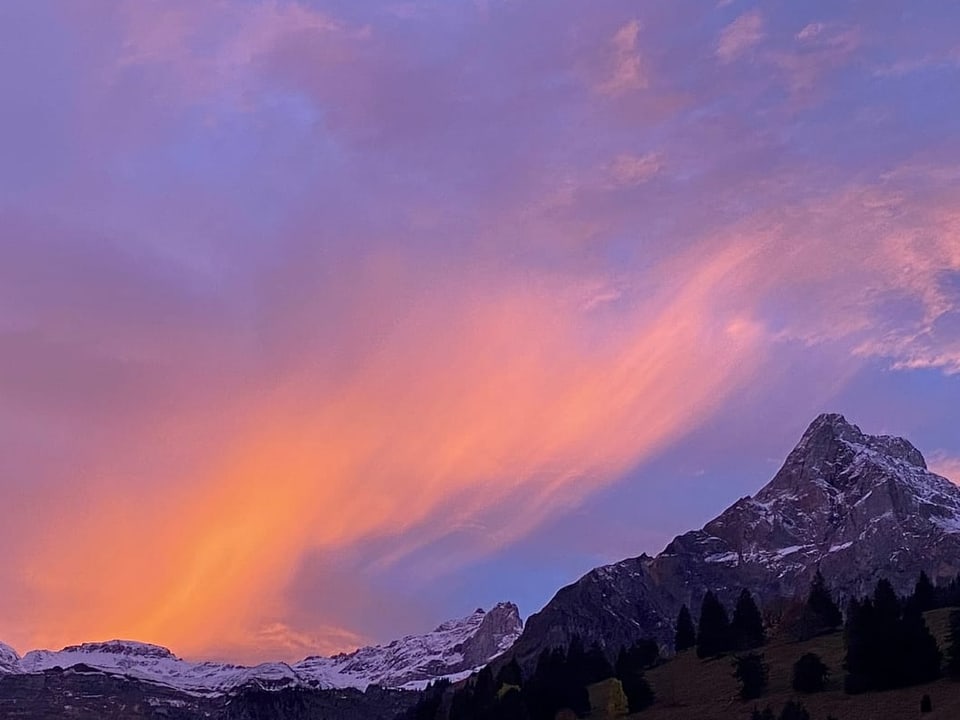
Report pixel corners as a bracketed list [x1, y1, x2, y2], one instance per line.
[401, 569, 960, 719]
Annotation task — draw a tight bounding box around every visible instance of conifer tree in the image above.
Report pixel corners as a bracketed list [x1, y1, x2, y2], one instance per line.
[871, 579, 903, 689]
[732, 589, 766, 650]
[675, 604, 696, 652]
[843, 597, 875, 694]
[913, 571, 936, 612]
[899, 602, 942, 685]
[697, 591, 732, 658]
[799, 570, 842, 639]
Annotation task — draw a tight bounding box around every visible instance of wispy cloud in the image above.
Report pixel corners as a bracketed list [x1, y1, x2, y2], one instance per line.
[716, 10, 764, 63]
[598, 19, 647, 95]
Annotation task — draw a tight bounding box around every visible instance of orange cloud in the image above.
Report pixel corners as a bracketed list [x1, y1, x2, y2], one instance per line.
[4, 240, 766, 662]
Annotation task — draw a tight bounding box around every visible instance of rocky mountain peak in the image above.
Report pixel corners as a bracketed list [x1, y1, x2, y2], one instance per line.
[459, 602, 522, 668]
[508, 414, 960, 667]
[757, 413, 927, 502]
[59, 641, 177, 660]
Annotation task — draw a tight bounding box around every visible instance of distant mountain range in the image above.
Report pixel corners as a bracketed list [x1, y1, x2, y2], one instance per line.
[4, 413, 960, 719]
[0, 603, 522, 696]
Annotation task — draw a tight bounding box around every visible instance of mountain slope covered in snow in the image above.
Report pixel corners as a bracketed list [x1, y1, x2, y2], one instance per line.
[3, 602, 522, 697]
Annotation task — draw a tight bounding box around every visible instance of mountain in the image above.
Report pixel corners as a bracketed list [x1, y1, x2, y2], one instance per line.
[509, 413, 960, 666]
[1, 602, 521, 702]
[0, 642, 19, 673]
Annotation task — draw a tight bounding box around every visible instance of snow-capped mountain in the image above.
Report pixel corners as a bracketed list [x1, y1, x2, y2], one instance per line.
[0, 642, 19, 673]
[3, 602, 522, 697]
[509, 413, 960, 666]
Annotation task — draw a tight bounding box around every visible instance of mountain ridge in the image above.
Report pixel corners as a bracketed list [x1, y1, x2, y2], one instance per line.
[508, 413, 960, 667]
[1, 602, 522, 696]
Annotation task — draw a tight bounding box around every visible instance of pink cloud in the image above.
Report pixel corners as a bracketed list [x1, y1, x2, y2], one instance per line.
[931, 453, 960, 485]
[597, 19, 648, 95]
[716, 10, 764, 63]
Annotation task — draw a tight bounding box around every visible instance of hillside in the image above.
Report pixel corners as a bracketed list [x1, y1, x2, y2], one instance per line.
[616, 608, 960, 720]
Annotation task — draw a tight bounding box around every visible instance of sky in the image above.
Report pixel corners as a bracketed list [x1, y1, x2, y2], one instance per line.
[1, 0, 959, 664]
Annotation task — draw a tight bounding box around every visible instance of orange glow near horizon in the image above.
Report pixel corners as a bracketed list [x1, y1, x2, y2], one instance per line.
[5, 244, 766, 662]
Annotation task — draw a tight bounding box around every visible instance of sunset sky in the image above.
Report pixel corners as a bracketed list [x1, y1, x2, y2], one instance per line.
[2, 0, 959, 664]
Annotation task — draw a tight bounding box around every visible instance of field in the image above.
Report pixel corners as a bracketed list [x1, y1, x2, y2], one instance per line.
[590, 609, 960, 720]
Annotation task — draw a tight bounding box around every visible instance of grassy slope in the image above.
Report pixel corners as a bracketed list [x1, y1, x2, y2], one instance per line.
[592, 608, 960, 720]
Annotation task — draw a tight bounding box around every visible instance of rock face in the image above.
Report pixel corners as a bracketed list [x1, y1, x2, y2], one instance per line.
[299, 601, 523, 689]
[510, 414, 960, 666]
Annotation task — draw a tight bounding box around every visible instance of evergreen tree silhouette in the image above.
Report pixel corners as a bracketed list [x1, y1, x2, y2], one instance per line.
[872, 579, 902, 689]
[697, 591, 732, 658]
[913, 571, 936, 612]
[843, 597, 875, 694]
[732, 589, 766, 650]
[899, 602, 942, 685]
[845, 578, 942, 692]
[674, 604, 696, 651]
[799, 570, 842, 639]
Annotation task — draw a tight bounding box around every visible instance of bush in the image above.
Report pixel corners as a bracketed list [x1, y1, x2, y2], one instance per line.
[778, 700, 810, 720]
[732, 652, 768, 700]
[792, 652, 829, 693]
[619, 672, 654, 713]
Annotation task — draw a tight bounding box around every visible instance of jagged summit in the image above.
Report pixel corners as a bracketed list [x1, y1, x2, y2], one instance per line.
[509, 413, 960, 666]
[767, 413, 927, 496]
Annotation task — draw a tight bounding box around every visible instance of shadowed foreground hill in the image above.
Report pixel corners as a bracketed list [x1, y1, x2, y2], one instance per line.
[617, 608, 960, 720]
